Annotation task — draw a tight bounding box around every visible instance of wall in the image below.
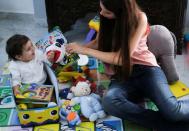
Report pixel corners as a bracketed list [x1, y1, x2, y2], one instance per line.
[0, 0, 34, 14]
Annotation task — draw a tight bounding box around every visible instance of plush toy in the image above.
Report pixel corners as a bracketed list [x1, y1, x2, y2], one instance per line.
[45, 39, 68, 65]
[70, 78, 106, 121]
[35, 27, 68, 65]
[147, 25, 179, 84]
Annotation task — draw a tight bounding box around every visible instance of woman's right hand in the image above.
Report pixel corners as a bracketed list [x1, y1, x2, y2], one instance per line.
[65, 42, 87, 55]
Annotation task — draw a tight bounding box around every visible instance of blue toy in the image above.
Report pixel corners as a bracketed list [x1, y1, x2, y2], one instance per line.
[59, 108, 81, 127]
[70, 80, 106, 121]
[59, 101, 81, 127]
[59, 88, 73, 100]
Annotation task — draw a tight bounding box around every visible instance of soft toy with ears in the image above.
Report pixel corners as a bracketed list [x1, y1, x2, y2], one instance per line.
[45, 38, 68, 65]
[70, 78, 106, 121]
[147, 25, 179, 84]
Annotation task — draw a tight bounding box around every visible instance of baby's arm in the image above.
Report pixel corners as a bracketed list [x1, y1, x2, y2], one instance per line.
[36, 49, 53, 66]
[8, 62, 21, 87]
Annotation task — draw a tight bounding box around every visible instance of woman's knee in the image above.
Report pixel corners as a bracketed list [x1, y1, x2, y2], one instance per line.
[102, 88, 126, 112]
[159, 97, 186, 121]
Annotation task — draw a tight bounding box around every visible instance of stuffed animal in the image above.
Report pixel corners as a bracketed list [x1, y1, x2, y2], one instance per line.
[45, 39, 68, 65]
[147, 25, 179, 84]
[70, 79, 106, 121]
[35, 27, 68, 65]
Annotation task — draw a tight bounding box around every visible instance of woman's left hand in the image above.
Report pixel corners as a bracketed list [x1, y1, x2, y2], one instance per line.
[65, 42, 87, 55]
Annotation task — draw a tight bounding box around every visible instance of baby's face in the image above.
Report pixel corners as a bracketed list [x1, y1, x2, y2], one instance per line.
[19, 40, 35, 62]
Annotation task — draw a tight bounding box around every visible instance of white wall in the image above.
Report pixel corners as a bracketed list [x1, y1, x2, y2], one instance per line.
[0, 0, 34, 14]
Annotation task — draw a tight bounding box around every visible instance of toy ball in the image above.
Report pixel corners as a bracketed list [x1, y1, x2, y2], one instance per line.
[48, 102, 57, 107]
[77, 54, 89, 66]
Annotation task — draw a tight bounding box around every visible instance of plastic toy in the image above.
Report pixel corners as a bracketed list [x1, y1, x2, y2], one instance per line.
[14, 84, 54, 102]
[85, 15, 100, 43]
[18, 106, 59, 127]
[59, 100, 81, 127]
[18, 103, 27, 110]
[57, 71, 85, 83]
[89, 15, 100, 32]
[59, 108, 81, 127]
[70, 78, 106, 121]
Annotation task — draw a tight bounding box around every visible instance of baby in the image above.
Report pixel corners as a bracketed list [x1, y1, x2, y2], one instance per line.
[6, 34, 54, 88]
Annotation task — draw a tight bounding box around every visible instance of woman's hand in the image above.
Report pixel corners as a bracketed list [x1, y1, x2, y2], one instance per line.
[65, 42, 87, 55]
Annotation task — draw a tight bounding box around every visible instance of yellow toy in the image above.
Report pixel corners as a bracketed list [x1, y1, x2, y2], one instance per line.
[18, 106, 59, 127]
[57, 71, 85, 83]
[18, 104, 27, 110]
[89, 16, 100, 32]
[170, 81, 189, 98]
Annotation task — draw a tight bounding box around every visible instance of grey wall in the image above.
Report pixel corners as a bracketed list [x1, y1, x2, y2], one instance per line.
[0, 0, 34, 14]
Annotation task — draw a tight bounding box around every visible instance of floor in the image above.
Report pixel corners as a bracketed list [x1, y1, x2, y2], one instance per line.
[0, 12, 189, 87]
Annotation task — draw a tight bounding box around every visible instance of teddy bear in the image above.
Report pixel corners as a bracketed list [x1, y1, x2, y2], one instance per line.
[70, 78, 106, 121]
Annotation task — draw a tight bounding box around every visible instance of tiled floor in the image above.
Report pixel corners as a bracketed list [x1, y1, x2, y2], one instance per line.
[0, 12, 189, 86]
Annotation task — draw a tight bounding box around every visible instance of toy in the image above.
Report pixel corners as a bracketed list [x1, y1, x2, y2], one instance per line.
[170, 81, 189, 98]
[36, 26, 68, 65]
[14, 83, 54, 102]
[18, 103, 27, 110]
[70, 79, 106, 121]
[85, 15, 99, 43]
[57, 71, 85, 83]
[59, 88, 73, 99]
[18, 106, 59, 127]
[59, 100, 81, 127]
[48, 102, 57, 107]
[45, 40, 67, 65]
[89, 15, 100, 32]
[59, 108, 81, 127]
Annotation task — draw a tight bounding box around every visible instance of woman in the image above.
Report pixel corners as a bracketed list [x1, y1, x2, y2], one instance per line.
[66, 0, 189, 130]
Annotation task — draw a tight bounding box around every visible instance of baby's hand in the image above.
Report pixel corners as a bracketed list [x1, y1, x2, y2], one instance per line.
[47, 51, 55, 63]
[65, 42, 86, 55]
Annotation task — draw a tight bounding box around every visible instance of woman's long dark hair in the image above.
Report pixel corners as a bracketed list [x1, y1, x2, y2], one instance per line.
[98, 0, 140, 80]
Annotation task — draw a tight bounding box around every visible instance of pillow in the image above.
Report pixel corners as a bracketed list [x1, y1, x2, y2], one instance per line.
[147, 25, 179, 84]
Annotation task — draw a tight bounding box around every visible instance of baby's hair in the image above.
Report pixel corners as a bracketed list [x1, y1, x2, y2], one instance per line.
[6, 34, 30, 61]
